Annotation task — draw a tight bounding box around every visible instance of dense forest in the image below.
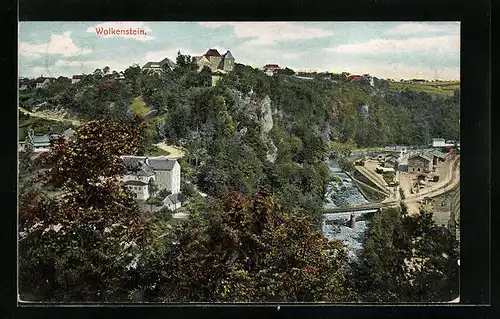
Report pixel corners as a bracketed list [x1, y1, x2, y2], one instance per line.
[18, 52, 460, 302]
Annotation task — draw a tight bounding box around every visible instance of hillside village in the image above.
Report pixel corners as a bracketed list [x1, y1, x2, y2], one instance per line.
[18, 46, 461, 303]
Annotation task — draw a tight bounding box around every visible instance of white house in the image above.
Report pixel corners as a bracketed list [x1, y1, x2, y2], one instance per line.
[34, 77, 56, 89]
[262, 64, 281, 76]
[163, 193, 182, 211]
[72, 75, 84, 84]
[432, 138, 446, 148]
[24, 129, 60, 153]
[123, 180, 150, 200]
[146, 157, 181, 194]
[120, 156, 181, 200]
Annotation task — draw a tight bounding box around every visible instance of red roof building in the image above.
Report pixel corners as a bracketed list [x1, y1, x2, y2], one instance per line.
[72, 75, 84, 79]
[204, 49, 221, 57]
[348, 75, 365, 81]
[262, 64, 281, 75]
[263, 64, 280, 69]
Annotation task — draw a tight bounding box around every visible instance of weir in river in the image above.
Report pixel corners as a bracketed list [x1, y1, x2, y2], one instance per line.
[322, 159, 376, 261]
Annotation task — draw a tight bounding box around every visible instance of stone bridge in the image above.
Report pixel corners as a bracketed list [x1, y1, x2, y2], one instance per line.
[322, 201, 399, 213]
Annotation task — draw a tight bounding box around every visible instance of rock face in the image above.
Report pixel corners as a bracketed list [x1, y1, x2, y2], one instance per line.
[231, 90, 277, 163]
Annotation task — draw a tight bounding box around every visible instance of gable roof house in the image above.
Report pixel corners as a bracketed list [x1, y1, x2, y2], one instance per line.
[408, 153, 432, 173]
[123, 180, 150, 200]
[24, 129, 60, 153]
[142, 57, 178, 74]
[262, 64, 281, 76]
[120, 156, 181, 201]
[72, 75, 84, 84]
[163, 193, 182, 211]
[35, 77, 56, 89]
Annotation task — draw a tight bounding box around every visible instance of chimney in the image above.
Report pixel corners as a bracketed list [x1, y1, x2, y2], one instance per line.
[349, 214, 356, 229]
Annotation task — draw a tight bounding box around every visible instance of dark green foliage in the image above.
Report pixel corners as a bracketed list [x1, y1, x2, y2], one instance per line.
[354, 208, 459, 302]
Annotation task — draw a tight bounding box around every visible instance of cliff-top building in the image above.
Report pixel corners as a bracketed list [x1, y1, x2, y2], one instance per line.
[196, 49, 235, 72]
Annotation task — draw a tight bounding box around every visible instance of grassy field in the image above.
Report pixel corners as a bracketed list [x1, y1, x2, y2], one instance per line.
[389, 80, 460, 96]
[130, 96, 151, 117]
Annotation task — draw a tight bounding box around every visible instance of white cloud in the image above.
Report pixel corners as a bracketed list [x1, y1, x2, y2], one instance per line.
[19, 32, 92, 57]
[199, 22, 334, 46]
[386, 22, 460, 36]
[21, 59, 138, 78]
[87, 22, 154, 41]
[326, 35, 460, 55]
[143, 46, 202, 64]
[54, 59, 135, 73]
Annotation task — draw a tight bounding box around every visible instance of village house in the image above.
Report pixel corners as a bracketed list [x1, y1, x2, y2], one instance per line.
[428, 149, 447, 166]
[195, 49, 235, 73]
[72, 75, 84, 84]
[163, 193, 182, 211]
[123, 180, 150, 200]
[408, 153, 433, 173]
[34, 76, 56, 89]
[22, 128, 77, 153]
[142, 57, 178, 74]
[262, 64, 281, 76]
[120, 156, 181, 201]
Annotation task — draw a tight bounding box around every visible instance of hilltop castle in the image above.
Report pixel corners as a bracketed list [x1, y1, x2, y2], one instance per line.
[196, 49, 235, 72]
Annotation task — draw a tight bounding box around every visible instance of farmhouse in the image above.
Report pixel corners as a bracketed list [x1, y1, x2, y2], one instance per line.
[408, 154, 432, 173]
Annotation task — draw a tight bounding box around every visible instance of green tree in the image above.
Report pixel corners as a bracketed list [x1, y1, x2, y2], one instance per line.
[354, 208, 459, 302]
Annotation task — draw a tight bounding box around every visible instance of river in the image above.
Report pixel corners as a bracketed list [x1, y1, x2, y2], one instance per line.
[322, 159, 374, 261]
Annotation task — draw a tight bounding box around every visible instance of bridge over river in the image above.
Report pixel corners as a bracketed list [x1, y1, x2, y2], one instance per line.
[322, 201, 399, 213]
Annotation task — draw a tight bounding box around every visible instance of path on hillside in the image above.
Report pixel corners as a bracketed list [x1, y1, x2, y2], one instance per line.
[19, 107, 82, 126]
[154, 142, 186, 158]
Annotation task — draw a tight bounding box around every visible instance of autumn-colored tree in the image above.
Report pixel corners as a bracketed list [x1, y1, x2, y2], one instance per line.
[19, 116, 153, 302]
[143, 186, 353, 302]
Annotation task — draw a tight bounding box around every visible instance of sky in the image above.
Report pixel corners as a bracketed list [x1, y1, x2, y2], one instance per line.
[18, 21, 460, 80]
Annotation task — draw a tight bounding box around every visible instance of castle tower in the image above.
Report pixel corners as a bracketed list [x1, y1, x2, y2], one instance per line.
[221, 50, 235, 72]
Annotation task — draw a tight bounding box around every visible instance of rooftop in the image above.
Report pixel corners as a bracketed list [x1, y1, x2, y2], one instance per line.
[124, 180, 148, 186]
[147, 157, 177, 171]
[163, 193, 181, 205]
[409, 153, 432, 162]
[204, 49, 221, 57]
